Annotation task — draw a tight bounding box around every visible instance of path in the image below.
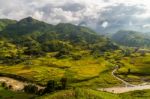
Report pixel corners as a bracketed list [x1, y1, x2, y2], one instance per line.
[112, 66, 136, 87]
[98, 66, 150, 93]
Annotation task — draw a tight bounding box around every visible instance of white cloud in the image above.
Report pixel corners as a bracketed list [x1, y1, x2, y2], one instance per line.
[0, 0, 150, 33]
[33, 11, 44, 20]
[143, 24, 150, 28]
[102, 21, 108, 28]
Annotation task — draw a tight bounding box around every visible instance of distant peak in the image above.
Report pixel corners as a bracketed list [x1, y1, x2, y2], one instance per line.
[24, 16, 34, 20]
[19, 17, 37, 23]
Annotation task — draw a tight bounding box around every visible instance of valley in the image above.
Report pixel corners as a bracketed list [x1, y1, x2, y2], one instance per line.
[0, 17, 150, 99]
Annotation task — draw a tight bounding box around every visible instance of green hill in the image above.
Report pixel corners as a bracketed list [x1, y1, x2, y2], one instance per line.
[0, 17, 121, 99]
[0, 17, 118, 56]
[111, 30, 150, 48]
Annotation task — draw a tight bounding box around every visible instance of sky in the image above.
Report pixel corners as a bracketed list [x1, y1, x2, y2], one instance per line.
[0, 0, 150, 33]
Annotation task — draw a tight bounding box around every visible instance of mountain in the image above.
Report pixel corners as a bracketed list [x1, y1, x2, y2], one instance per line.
[1, 17, 54, 37]
[0, 19, 16, 31]
[111, 30, 150, 48]
[0, 17, 118, 56]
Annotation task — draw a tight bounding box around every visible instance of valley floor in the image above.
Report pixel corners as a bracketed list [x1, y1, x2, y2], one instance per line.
[0, 50, 150, 99]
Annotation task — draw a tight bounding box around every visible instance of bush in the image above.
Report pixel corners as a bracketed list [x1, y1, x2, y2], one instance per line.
[60, 77, 67, 89]
[44, 80, 56, 93]
[24, 84, 38, 94]
[71, 54, 82, 60]
[1, 82, 7, 88]
[55, 48, 70, 59]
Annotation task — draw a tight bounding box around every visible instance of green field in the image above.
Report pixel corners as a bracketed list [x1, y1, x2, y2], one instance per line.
[0, 51, 121, 87]
[1, 85, 150, 99]
[38, 88, 150, 99]
[0, 49, 150, 99]
[117, 53, 150, 83]
[0, 51, 123, 99]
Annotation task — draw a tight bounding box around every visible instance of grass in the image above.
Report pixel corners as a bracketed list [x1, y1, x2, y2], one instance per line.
[0, 65, 65, 85]
[0, 52, 120, 87]
[0, 85, 36, 99]
[117, 53, 150, 83]
[71, 70, 121, 88]
[0, 50, 150, 99]
[121, 90, 150, 99]
[38, 88, 120, 99]
[38, 88, 150, 99]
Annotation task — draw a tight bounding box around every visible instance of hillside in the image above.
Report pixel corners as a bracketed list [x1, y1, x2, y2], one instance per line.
[0, 17, 118, 57]
[39, 88, 150, 99]
[111, 30, 150, 48]
[0, 19, 16, 31]
[0, 18, 150, 99]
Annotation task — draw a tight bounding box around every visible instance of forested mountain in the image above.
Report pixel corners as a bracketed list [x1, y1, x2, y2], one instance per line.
[111, 30, 150, 48]
[0, 19, 16, 31]
[0, 17, 118, 60]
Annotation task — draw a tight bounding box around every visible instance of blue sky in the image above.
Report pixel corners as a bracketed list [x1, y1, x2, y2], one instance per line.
[0, 0, 150, 33]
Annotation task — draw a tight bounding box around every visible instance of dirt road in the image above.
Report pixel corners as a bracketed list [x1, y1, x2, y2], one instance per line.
[98, 66, 150, 93]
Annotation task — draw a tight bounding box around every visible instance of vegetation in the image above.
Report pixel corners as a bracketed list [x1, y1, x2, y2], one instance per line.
[0, 19, 16, 31]
[38, 88, 150, 99]
[111, 30, 150, 48]
[0, 17, 118, 57]
[0, 17, 150, 99]
[116, 50, 150, 84]
[24, 84, 38, 94]
[0, 84, 36, 99]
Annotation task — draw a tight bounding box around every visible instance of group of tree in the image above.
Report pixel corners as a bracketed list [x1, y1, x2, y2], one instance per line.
[23, 77, 68, 95]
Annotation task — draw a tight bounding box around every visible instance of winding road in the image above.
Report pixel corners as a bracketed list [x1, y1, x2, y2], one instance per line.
[111, 66, 136, 87]
[98, 66, 150, 93]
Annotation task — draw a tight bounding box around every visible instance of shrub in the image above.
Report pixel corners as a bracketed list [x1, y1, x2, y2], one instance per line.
[24, 84, 38, 94]
[44, 80, 56, 93]
[60, 77, 67, 89]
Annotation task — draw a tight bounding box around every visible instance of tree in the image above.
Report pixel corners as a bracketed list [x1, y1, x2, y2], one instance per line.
[60, 77, 67, 89]
[24, 84, 38, 94]
[127, 68, 131, 74]
[124, 49, 131, 56]
[140, 51, 146, 56]
[1, 82, 7, 88]
[8, 85, 13, 90]
[55, 48, 70, 58]
[44, 80, 56, 93]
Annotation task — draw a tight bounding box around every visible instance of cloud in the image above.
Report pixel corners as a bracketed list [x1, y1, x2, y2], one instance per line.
[94, 4, 148, 33]
[102, 21, 108, 28]
[0, 0, 150, 33]
[143, 24, 150, 28]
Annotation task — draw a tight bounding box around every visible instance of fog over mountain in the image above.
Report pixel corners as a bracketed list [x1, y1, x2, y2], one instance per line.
[0, 0, 150, 33]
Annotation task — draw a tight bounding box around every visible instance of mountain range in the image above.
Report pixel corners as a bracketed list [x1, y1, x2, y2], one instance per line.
[0, 17, 118, 57]
[0, 17, 150, 58]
